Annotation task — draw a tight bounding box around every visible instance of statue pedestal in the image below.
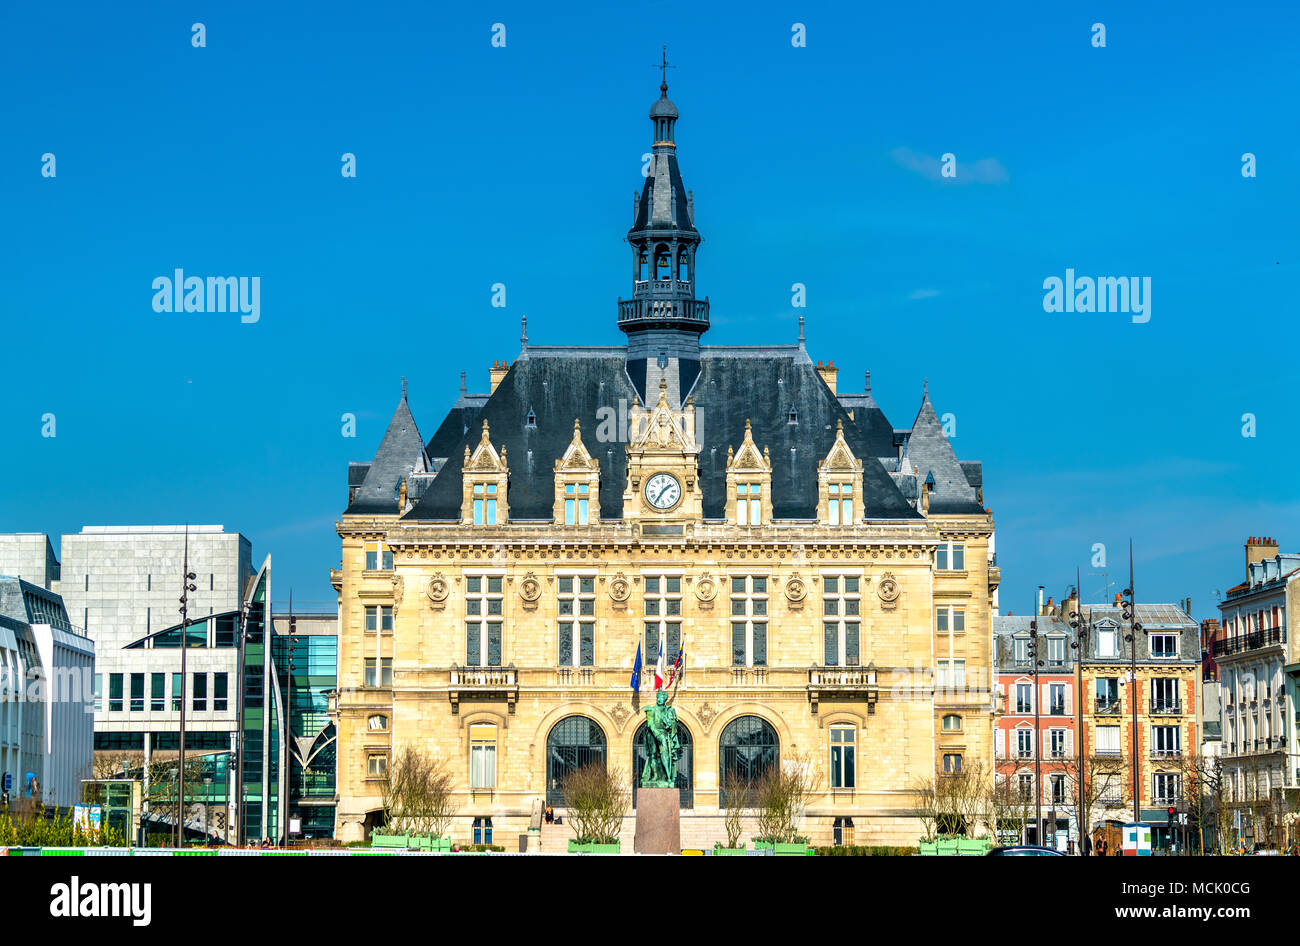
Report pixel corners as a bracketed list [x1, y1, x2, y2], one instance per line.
[634, 787, 681, 855]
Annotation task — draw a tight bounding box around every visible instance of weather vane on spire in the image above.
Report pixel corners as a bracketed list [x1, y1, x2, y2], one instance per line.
[656, 45, 675, 88]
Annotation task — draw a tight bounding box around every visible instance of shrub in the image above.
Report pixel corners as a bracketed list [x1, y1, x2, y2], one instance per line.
[561, 764, 629, 845]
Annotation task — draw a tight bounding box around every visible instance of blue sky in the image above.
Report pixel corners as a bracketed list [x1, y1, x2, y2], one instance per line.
[1, 1, 1297, 617]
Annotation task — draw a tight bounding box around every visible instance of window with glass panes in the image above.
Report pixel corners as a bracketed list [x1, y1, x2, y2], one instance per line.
[821, 575, 860, 666]
[171, 673, 182, 711]
[1018, 774, 1033, 799]
[365, 605, 394, 684]
[472, 483, 499, 525]
[129, 673, 144, 711]
[736, 483, 762, 525]
[1051, 774, 1066, 804]
[470, 724, 497, 789]
[364, 541, 394, 571]
[92, 674, 102, 712]
[1049, 683, 1066, 715]
[214, 672, 228, 711]
[643, 576, 682, 661]
[1016, 728, 1033, 758]
[364, 658, 393, 687]
[466, 575, 504, 666]
[830, 725, 856, 789]
[1050, 728, 1066, 757]
[1046, 636, 1066, 666]
[192, 673, 207, 711]
[936, 606, 965, 635]
[1149, 633, 1178, 658]
[827, 483, 854, 525]
[1016, 683, 1032, 714]
[150, 673, 165, 711]
[1153, 773, 1179, 803]
[936, 659, 965, 688]
[563, 483, 591, 524]
[1152, 725, 1180, 756]
[729, 576, 768, 667]
[367, 753, 388, 777]
[935, 542, 965, 570]
[558, 575, 595, 667]
[943, 753, 962, 773]
[943, 714, 962, 731]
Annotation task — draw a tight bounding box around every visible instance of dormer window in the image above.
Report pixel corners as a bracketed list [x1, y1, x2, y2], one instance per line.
[736, 483, 762, 526]
[472, 483, 499, 525]
[828, 483, 854, 525]
[526, 408, 537, 429]
[788, 405, 798, 424]
[564, 482, 590, 525]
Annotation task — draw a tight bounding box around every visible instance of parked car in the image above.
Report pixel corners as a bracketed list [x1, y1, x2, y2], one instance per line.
[986, 845, 1065, 856]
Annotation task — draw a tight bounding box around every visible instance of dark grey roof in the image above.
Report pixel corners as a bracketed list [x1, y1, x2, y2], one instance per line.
[0, 576, 73, 631]
[425, 394, 488, 462]
[347, 463, 370, 487]
[906, 394, 985, 515]
[346, 396, 430, 515]
[960, 460, 983, 488]
[632, 151, 696, 234]
[402, 350, 922, 522]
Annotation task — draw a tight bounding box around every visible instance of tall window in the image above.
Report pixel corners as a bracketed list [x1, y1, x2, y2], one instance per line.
[827, 483, 854, 525]
[1151, 677, 1178, 711]
[472, 483, 499, 525]
[364, 658, 393, 686]
[108, 674, 122, 712]
[936, 659, 965, 688]
[1046, 637, 1066, 666]
[1013, 637, 1030, 665]
[1049, 729, 1066, 758]
[129, 673, 144, 712]
[718, 716, 778, 807]
[470, 724, 498, 789]
[1152, 725, 1181, 757]
[1017, 729, 1033, 758]
[736, 483, 762, 525]
[832, 816, 854, 846]
[150, 673, 165, 711]
[822, 575, 860, 666]
[213, 672, 228, 712]
[1018, 774, 1033, 799]
[192, 673, 207, 712]
[546, 716, 606, 806]
[1051, 774, 1066, 804]
[367, 753, 388, 778]
[563, 483, 591, 525]
[466, 575, 504, 667]
[935, 542, 965, 570]
[943, 753, 962, 773]
[1153, 773, 1179, 803]
[1049, 683, 1066, 715]
[730, 576, 768, 667]
[936, 607, 965, 635]
[171, 672, 182, 711]
[830, 725, 856, 789]
[364, 541, 394, 570]
[472, 816, 493, 846]
[1016, 683, 1032, 714]
[93, 674, 102, 713]
[1096, 677, 1119, 710]
[558, 575, 595, 667]
[644, 576, 682, 660]
[364, 605, 393, 634]
[1097, 627, 1118, 657]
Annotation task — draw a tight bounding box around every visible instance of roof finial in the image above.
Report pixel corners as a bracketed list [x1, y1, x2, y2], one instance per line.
[864, 370, 872, 394]
[459, 370, 467, 397]
[923, 378, 929, 399]
[401, 376, 407, 400]
[797, 314, 805, 345]
[520, 314, 528, 348]
[657, 44, 674, 92]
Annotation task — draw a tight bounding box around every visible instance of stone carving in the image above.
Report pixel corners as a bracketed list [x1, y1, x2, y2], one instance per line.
[427, 573, 449, 611]
[697, 702, 717, 731]
[610, 701, 632, 728]
[878, 571, 900, 611]
[695, 571, 717, 610]
[609, 571, 631, 603]
[784, 572, 807, 610]
[390, 574, 405, 619]
[519, 571, 542, 611]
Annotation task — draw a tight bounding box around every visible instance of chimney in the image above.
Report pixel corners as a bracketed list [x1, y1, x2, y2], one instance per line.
[489, 359, 510, 394]
[816, 359, 838, 395]
[1037, 585, 1044, 616]
[1113, 592, 1122, 606]
[1246, 535, 1279, 578]
[1046, 596, 1055, 616]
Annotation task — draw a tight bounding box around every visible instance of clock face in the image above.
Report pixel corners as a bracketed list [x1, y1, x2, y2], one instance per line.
[644, 472, 682, 510]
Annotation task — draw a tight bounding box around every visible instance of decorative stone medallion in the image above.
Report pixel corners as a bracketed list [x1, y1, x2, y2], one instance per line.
[695, 572, 717, 610]
[519, 571, 542, 611]
[609, 571, 631, 603]
[784, 572, 807, 610]
[427, 573, 449, 611]
[878, 571, 900, 611]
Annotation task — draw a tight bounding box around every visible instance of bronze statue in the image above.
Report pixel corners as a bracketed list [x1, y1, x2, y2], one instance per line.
[641, 690, 680, 787]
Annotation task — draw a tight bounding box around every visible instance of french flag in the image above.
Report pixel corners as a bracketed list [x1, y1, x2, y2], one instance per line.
[653, 634, 666, 690]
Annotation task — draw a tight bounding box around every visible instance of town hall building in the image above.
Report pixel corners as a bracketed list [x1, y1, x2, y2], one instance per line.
[332, 76, 1000, 847]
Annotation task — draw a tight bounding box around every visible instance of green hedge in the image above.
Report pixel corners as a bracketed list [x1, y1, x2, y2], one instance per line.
[813, 845, 918, 856]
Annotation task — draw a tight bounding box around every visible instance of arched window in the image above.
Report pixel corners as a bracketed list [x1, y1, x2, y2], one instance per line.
[546, 715, 607, 806]
[367, 714, 388, 731]
[633, 720, 693, 809]
[718, 716, 779, 807]
[655, 244, 671, 280]
[677, 249, 690, 282]
[637, 250, 648, 281]
[942, 714, 962, 731]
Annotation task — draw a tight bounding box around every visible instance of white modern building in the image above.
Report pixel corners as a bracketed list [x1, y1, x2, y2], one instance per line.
[55, 525, 252, 762]
[0, 534, 60, 590]
[0, 577, 95, 808]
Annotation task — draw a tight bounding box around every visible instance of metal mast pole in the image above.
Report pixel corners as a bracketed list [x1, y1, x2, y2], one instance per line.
[1069, 567, 1088, 854]
[1030, 595, 1043, 845]
[176, 527, 196, 847]
[1122, 541, 1142, 825]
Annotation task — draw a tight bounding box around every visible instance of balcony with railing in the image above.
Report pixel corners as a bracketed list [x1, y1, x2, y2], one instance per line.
[1150, 699, 1183, 716]
[807, 665, 878, 714]
[448, 663, 518, 715]
[1213, 627, 1285, 658]
[617, 296, 710, 328]
[1094, 698, 1122, 715]
[555, 667, 595, 687]
[1151, 747, 1183, 760]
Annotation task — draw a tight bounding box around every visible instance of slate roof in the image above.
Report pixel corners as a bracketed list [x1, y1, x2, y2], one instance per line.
[905, 393, 985, 515]
[346, 396, 430, 515]
[396, 347, 923, 522]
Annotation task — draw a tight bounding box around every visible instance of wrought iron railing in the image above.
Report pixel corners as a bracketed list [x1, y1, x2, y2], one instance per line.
[1150, 700, 1182, 715]
[1213, 628, 1285, 657]
[1095, 698, 1122, 715]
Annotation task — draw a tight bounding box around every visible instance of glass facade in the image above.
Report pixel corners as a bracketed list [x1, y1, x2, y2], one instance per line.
[273, 628, 337, 838]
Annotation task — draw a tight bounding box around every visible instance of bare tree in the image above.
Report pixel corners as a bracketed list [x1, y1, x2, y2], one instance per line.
[720, 769, 750, 848]
[381, 747, 457, 839]
[986, 772, 1033, 845]
[753, 754, 819, 844]
[561, 764, 630, 845]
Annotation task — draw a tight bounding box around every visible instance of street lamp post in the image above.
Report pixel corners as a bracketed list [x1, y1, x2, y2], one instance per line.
[1068, 568, 1091, 855]
[1028, 595, 1045, 846]
[175, 527, 197, 849]
[1120, 541, 1143, 826]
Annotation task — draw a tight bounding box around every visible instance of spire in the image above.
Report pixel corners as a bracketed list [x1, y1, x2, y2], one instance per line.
[798, 314, 805, 346]
[459, 370, 467, 398]
[401, 376, 408, 400]
[520, 315, 529, 355]
[923, 378, 929, 401]
[864, 370, 872, 394]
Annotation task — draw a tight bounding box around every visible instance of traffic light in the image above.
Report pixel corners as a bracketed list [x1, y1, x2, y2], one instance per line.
[1167, 807, 1176, 825]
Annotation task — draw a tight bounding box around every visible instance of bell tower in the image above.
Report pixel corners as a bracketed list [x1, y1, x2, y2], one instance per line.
[619, 48, 708, 407]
